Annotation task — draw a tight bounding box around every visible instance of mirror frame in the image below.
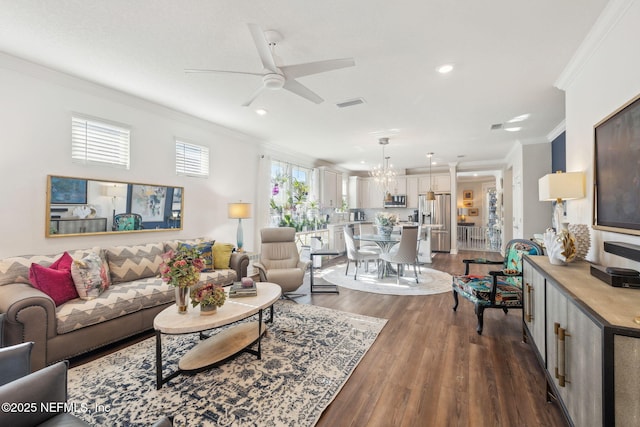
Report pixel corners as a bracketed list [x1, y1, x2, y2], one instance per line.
[46, 175, 184, 237]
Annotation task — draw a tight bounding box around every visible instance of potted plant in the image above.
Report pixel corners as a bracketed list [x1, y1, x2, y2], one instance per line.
[159, 247, 205, 314]
[375, 212, 398, 236]
[191, 283, 226, 315]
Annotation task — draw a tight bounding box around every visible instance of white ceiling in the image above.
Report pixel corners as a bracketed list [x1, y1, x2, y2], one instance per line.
[0, 1, 608, 173]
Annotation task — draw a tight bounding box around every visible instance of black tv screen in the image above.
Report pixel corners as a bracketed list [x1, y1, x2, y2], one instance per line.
[50, 177, 88, 204]
[594, 93, 640, 235]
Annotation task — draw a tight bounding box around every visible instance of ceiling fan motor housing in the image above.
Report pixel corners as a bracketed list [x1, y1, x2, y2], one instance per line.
[263, 73, 285, 89]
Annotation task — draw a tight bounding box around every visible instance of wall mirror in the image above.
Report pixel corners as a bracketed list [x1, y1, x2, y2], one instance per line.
[46, 175, 183, 237]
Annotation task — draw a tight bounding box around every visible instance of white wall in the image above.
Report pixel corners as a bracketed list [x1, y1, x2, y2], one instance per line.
[562, 1, 640, 269]
[0, 53, 262, 258]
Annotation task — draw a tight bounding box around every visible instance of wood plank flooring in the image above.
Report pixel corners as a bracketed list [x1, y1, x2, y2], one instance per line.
[300, 250, 567, 427]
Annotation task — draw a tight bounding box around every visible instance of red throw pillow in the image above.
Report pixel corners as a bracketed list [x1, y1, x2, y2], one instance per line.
[29, 252, 78, 306]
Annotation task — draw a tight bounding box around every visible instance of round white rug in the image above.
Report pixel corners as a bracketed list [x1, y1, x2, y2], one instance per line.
[319, 263, 453, 296]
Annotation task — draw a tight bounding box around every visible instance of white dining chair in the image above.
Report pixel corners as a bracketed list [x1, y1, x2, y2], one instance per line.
[379, 225, 419, 284]
[344, 226, 380, 280]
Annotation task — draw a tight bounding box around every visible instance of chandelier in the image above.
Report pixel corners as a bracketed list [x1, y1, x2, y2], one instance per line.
[369, 137, 397, 191]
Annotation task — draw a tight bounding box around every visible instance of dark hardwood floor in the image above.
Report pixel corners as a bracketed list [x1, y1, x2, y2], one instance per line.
[301, 250, 567, 427]
[70, 250, 567, 427]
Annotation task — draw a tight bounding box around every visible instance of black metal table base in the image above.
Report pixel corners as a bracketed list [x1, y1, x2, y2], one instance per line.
[155, 305, 274, 389]
[309, 251, 340, 293]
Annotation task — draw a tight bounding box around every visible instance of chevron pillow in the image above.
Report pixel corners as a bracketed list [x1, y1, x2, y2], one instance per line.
[105, 243, 165, 284]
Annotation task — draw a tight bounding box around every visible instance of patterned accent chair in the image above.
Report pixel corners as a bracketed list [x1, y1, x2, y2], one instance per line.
[114, 213, 143, 231]
[452, 239, 543, 335]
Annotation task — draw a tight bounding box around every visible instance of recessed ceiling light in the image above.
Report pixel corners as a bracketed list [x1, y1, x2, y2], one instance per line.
[504, 126, 522, 132]
[507, 113, 530, 123]
[255, 108, 268, 116]
[437, 64, 454, 74]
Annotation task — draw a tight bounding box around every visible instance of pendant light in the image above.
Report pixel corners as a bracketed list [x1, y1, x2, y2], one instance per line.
[369, 137, 397, 192]
[426, 152, 435, 201]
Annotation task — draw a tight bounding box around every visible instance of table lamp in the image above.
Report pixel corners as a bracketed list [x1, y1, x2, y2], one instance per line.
[228, 202, 252, 251]
[458, 208, 469, 222]
[538, 171, 585, 230]
[103, 184, 127, 230]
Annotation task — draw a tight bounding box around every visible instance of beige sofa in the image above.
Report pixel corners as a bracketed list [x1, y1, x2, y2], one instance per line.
[0, 239, 248, 371]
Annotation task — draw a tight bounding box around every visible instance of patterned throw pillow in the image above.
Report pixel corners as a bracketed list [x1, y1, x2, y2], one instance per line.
[105, 243, 165, 284]
[71, 252, 110, 299]
[178, 240, 215, 272]
[213, 242, 234, 270]
[28, 252, 78, 306]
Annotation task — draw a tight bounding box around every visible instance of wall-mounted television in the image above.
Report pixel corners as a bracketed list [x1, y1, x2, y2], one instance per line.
[593, 93, 640, 236]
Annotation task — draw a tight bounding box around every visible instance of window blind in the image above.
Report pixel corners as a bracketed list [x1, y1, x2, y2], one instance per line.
[176, 140, 209, 177]
[71, 116, 130, 169]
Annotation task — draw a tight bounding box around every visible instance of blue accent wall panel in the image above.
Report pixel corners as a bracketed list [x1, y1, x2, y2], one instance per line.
[551, 131, 566, 173]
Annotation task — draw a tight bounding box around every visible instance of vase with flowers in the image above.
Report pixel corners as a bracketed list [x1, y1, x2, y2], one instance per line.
[160, 247, 205, 314]
[375, 212, 398, 237]
[191, 283, 226, 315]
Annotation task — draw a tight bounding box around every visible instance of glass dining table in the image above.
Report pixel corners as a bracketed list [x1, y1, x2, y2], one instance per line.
[354, 233, 401, 277]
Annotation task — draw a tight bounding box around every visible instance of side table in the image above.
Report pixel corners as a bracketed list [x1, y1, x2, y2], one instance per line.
[309, 250, 340, 294]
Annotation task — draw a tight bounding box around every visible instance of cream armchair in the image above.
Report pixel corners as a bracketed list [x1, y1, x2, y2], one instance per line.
[253, 227, 310, 298]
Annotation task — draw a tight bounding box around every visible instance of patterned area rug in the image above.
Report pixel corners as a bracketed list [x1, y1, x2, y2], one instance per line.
[320, 263, 453, 295]
[67, 301, 386, 426]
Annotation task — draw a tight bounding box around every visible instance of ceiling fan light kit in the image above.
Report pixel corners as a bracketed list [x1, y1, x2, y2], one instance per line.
[185, 23, 355, 107]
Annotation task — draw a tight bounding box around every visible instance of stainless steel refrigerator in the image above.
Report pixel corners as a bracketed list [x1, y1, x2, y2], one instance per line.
[419, 193, 451, 252]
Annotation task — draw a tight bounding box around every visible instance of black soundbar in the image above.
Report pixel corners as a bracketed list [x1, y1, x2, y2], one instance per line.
[604, 241, 640, 263]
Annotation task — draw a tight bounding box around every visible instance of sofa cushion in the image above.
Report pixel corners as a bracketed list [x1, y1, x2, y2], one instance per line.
[105, 243, 165, 284]
[0, 247, 103, 286]
[28, 252, 78, 306]
[163, 238, 204, 254]
[55, 277, 174, 334]
[71, 252, 110, 300]
[213, 242, 234, 269]
[178, 240, 215, 272]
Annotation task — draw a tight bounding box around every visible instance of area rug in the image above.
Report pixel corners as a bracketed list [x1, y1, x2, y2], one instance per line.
[320, 263, 453, 295]
[67, 301, 386, 427]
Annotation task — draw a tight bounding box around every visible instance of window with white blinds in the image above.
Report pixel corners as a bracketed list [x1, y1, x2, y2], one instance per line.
[175, 140, 209, 177]
[71, 116, 130, 169]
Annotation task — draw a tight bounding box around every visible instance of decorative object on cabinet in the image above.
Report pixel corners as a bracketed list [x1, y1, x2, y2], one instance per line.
[542, 227, 576, 265]
[452, 239, 543, 334]
[425, 152, 435, 201]
[567, 223, 590, 260]
[369, 137, 397, 193]
[462, 190, 473, 200]
[538, 171, 585, 231]
[228, 202, 252, 251]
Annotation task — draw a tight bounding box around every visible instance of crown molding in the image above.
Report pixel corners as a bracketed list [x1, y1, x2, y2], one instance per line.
[547, 120, 566, 142]
[555, 0, 635, 90]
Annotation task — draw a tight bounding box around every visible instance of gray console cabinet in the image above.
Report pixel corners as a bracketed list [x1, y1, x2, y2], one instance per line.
[523, 256, 640, 427]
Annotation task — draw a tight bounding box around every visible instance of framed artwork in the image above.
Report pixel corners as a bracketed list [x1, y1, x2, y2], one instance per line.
[131, 185, 167, 221]
[49, 176, 87, 204]
[468, 208, 479, 216]
[463, 200, 473, 208]
[463, 190, 473, 200]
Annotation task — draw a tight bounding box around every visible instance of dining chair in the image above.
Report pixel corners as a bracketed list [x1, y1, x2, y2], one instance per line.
[379, 225, 419, 284]
[358, 223, 378, 250]
[344, 226, 380, 280]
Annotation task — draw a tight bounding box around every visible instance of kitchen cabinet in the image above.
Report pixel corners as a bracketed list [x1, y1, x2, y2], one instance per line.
[321, 169, 342, 209]
[523, 256, 640, 427]
[418, 173, 450, 193]
[327, 224, 346, 253]
[406, 176, 419, 208]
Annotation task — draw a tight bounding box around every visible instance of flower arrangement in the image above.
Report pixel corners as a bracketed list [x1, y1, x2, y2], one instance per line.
[191, 283, 226, 308]
[159, 247, 204, 288]
[375, 212, 399, 227]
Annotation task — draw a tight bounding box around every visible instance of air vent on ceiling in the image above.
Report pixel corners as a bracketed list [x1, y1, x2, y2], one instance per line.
[490, 123, 503, 130]
[336, 98, 365, 108]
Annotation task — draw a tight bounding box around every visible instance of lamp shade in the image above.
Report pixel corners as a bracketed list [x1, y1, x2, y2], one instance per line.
[102, 184, 127, 198]
[458, 208, 469, 216]
[538, 172, 585, 201]
[228, 202, 252, 219]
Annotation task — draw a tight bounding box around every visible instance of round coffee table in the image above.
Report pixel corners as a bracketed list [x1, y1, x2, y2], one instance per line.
[153, 282, 281, 389]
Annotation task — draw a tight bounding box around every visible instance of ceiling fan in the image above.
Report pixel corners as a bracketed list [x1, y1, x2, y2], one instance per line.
[185, 24, 355, 107]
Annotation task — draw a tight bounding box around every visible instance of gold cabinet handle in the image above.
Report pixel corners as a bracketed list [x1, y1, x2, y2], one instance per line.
[554, 322, 571, 388]
[525, 283, 533, 322]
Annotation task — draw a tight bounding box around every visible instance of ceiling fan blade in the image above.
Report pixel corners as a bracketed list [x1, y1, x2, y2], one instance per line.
[184, 68, 263, 76]
[283, 79, 323, 104]
[241, 86, 266, 107]
[247, 23, 278, 73]
[280, 58, 355, 79]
